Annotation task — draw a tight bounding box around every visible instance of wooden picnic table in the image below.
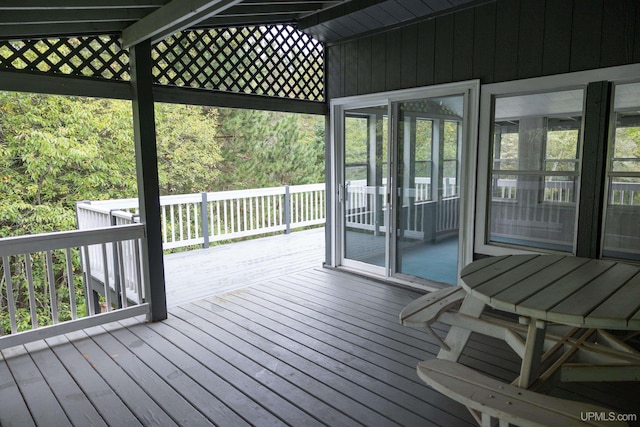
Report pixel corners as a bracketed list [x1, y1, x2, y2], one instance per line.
[401, 254, 639, 426]
[448, 254, 640, 388]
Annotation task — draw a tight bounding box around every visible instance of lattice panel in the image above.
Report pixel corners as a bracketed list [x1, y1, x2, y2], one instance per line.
[0, 35, 129, 80]
[153, 25, 324, 101]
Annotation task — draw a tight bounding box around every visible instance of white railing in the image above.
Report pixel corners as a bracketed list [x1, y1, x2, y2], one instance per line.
[609, 182, 640, 206]
[345, 181, 460, 237]
[77, 183, 326, 251]
[0, 224, 148, 350]
[494, 179, 640, 206]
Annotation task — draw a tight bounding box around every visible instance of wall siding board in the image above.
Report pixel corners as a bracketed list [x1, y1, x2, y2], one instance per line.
[385, 29, 402, 90]
[600, 0, 636, 68]
[326, 0, 640, 99]
[542, 0, 572, 76]
[452, 8, 474, 82]
[517, 0, 545, 79]
[416, 19, 435, 87]
[327, 45, 343, 100]
[344, 40, 359, 96]
[357, 38, 372, 94]
[493, 0, 520, 83]
[370, 33, 387, 93]
[472, 2, 496, 83]
[570, 0, 602, 72]
[401, 25, 418, 88]
[434, 13, 454, 84]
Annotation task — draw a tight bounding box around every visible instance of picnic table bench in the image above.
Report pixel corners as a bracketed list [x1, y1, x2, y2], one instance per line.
[418, 359, 629, 427]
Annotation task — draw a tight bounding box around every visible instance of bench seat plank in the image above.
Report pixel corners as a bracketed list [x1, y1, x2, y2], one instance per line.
[399, 287, 466, 327]
[417, 359, 628, 427]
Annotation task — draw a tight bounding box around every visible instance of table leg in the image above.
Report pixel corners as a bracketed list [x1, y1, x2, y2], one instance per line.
[438, 293, 485, 362]
[518, 318, 546, 388]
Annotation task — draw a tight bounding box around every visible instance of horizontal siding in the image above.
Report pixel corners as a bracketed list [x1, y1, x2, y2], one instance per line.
[327, 0, 640, 98]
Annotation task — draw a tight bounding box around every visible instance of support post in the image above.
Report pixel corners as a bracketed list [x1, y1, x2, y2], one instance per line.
[201, 192, 210, 248]
[284, 185, 291, 234]
[576, 81, 612, 258]
[130, 40, 167, 322]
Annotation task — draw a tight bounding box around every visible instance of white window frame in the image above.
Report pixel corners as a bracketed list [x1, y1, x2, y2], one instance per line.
[475, 64, 640, 257]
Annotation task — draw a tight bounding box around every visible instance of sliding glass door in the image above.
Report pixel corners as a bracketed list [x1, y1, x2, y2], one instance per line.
[341, 104, 388, 275]
[394, 97, 463, 284]
[333, 82, 477, 287]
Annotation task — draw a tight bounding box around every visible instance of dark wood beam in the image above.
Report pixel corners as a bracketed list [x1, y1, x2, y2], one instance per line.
[0, 1, 167, 9]
[121, 0, 242, 48]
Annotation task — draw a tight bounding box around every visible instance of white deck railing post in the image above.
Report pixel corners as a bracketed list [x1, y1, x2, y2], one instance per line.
[284, 185, 291, 234]
[201, 192, 210, 248]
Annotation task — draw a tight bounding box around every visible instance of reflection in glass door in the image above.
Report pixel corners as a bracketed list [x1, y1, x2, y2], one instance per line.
[342, 105, 388, 273]
[395, 97, 463, 284]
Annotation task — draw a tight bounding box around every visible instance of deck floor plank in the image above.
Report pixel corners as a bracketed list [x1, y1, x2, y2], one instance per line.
[148, 317, 323, 427]
[23, 339, 107, 427]
[1, 229, 638, 426]
[0, 345, 70, 426]
[0, 351, 36, 427]
[201, 289, 474, 426]
[103, 318, 251, 427]
[43, 333, 143, 427]
[64, 329, 178, 427]
[189, 299, 451, 427]
[87, 324, 214, 426]
[173, 302, 406, 427]
[172, 304, 389, 427]
[117, 318, 282, 427]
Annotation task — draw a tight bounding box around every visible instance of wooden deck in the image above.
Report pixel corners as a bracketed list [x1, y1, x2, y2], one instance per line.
[1, 229, 639, 426]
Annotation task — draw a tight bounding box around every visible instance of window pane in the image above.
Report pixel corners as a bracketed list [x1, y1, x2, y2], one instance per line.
[487, 89, 584, 251]
[415, 119, 433, 201]
[489, 174, 577, 251]
[493, 125, 519, 170]
[603, 82, 640, 260]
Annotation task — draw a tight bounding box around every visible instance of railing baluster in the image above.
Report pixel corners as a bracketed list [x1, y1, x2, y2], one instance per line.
[101, 243, 111, 312]
[162, 205, 168, 244]
[65, 248, 77, 320]
[24, 253, 39, 328]
[243, 198, 248, 232]
[82, 245, 95, 316]
[117, 241, 127, 308]
[2, 256, 18, 334]
[45, 250, 58, 324]
[170, 204, 176, 244]
[134, 239, 143, 303]
[186, 203, 192, 240]
[216, 201, 221, 236]
[178, 203, 184, 242]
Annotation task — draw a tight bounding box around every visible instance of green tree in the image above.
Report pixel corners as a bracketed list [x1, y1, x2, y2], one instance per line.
[215, 109, 324, 190]
[155, 103, 222, 195]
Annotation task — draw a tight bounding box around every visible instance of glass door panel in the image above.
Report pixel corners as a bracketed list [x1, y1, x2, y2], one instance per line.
[342, 105, 388, 271]
[395, 96, 464, 284]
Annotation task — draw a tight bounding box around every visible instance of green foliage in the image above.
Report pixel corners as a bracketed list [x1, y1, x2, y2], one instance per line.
[155, 103, 222, 195]
[216, 109, 324, 189]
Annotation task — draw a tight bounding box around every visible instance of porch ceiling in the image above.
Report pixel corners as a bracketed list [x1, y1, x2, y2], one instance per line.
[0, 0, 480, 44]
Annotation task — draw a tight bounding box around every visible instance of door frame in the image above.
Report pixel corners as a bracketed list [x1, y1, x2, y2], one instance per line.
[329, 80, 480, 290]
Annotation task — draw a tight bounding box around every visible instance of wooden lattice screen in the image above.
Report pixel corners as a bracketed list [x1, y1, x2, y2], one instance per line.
[152, 25, 324, 101]
[0, 35, 129, 80]
[0, 25, 324, 102]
